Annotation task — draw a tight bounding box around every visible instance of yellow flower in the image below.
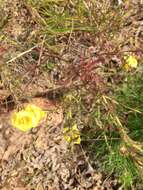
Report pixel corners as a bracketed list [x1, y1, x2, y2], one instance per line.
[11, 104, 46, 132]
[63, 124, 81, 145]
[25, 104, 46, 123]
[123, 55, 138, 70]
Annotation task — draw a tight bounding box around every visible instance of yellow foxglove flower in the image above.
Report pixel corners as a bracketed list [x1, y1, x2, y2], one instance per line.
[11, 104, 46, 132]
[63, 124, 81, 145]
[124, 55, 138, 70]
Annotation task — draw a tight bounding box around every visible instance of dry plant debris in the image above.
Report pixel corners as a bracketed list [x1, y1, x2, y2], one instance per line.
[0, 98, 118, 190]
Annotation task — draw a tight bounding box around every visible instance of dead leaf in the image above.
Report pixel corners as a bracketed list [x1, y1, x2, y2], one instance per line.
[0, 47, 7, 56]
[2, 131, 32, 161]
[12, 188, 27, 190]
[36, 183, 44, 190]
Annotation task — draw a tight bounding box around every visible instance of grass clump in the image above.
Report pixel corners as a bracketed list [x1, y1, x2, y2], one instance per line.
[26, 0, 130, 46]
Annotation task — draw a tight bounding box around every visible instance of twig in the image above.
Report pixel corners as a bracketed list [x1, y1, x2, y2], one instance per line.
[82, 137, 120, 141]
[80, 144, 94, 172]
[6, 45, 38, 63]
[35, 35, 46, 75]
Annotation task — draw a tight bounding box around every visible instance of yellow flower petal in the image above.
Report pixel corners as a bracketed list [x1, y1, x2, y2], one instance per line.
[63, 124, 81, 145]
[123, 63, 129, 71]
[123, 55, 138, 70]
[25, 104, 46, 122]
[11, 104, 46, 132]
[11, 110, 38, 132]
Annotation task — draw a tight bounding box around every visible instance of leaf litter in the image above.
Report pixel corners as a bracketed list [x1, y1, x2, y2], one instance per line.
[0, 98, 103, 190]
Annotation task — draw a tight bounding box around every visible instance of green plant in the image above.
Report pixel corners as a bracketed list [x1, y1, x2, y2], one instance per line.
[12, 0, 143, 188]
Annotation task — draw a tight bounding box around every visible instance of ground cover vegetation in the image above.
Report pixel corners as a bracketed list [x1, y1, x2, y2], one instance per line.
[0, 0, 143, 189]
